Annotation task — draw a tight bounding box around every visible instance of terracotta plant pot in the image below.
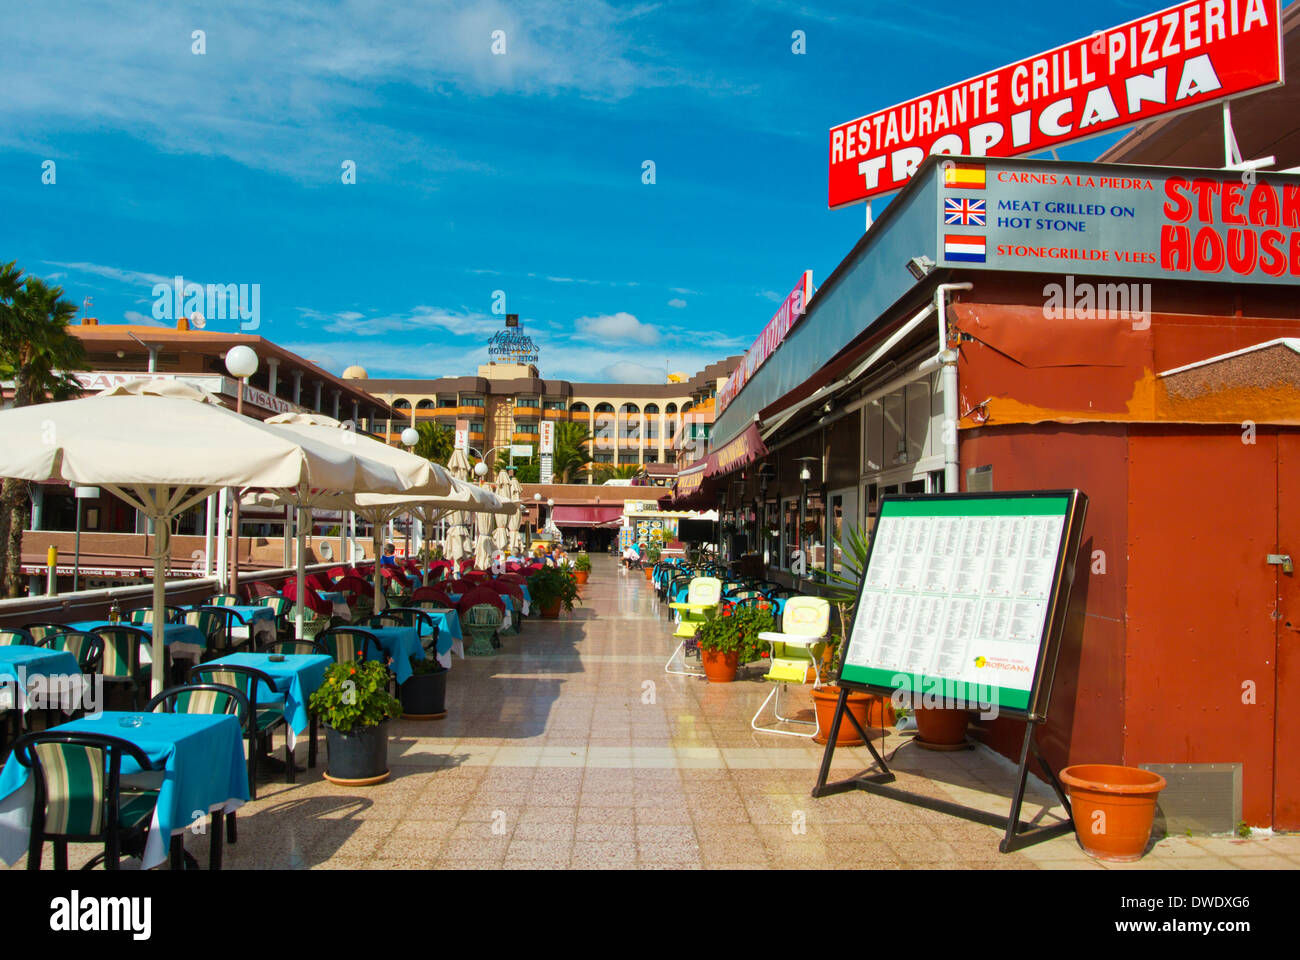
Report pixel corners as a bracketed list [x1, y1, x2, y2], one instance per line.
[643, 567, 654, 580]
[913, 706, 971, 749]
[574, 570, 589, 585]
[812, 686, 895, 745]
[539, 599, 561, 619]
[1059, 764, 1167, 862]
[700, 648, 739, 683]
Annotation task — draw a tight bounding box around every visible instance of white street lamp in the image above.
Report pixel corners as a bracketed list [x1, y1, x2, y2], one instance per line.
[400, 427, 419, 448]
[224, 346, 259, 595]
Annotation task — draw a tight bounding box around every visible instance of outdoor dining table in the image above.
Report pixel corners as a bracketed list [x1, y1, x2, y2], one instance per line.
[0, 645, 82, 714]
[0, 710, 248, 870]
[318, 590, 351, 619]
[416, 609, 462, 665]
[204, 652, 331, 752]
[365, 626, 432, 684]
[448, 592, 517, 628]
[69, 619, 208, 664]
[218, 604, 277, 647]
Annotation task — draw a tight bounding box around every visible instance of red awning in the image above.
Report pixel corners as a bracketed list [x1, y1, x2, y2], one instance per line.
[552, 505, 624, 527]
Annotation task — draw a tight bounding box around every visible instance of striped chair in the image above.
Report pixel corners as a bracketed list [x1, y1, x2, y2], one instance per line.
[10, 731, 162, 870]
[187, 664, 291, 798]
[94, 625, 153, 709]
[317, 627, 383, 665]
[254, 596, 293, 636]
[206, 594, 242, 608]
[128, 606, 187, 626]
[145, 681, 250, 858]
[41, 631, 104, 673]
[0, 627, 35, 646]
[186, 607, 234, 655]
[463, 604, 502, 657]
[259, 637, 330, 657]
[23, 622, 73, 644]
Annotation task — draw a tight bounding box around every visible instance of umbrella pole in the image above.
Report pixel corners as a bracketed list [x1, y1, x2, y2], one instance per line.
[151, 514, 168, 697]
[296, 506, 307, 640]
[373, 524, 384, 613]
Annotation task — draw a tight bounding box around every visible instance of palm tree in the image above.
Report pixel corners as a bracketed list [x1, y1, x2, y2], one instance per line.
[0, 266, 87, 595]
[409, 421, 454, 464]
[552, 421, 594, 483]
[593, 463, 641, 483]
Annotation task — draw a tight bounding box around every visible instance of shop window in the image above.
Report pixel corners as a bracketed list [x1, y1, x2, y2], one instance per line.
[883, 393, 905, 465]
[782, 498, 800, 570]
[906, 381, 930, 462]
[863, 398, 883, 473]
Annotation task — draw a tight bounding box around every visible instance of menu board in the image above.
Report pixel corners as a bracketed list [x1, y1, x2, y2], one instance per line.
[839, 492, 1083, 716]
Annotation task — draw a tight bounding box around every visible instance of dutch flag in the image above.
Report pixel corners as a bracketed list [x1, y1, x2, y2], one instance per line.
[944, 234, 986, 263]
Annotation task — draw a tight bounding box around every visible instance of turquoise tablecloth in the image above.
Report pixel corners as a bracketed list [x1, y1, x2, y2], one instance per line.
[69, 620, 208, 661]
[0, 646, 82, 713]
[0, 711, 248, 870]
[204, 653, 330, 748]
[365, 627, 428, 684]
[222, 605, 276, 644]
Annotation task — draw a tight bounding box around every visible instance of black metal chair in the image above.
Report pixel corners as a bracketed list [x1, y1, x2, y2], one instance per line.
[317, 627, 383, 665]
[0, 627, 35, 646]
[10, 731, 164, 870]
[187, 663, 290, 799]
[258, 637, 330, 657]
[22, 622, 73, 644]
[372, 607, 436, 635]
[145, 682, 249, 862]
[189, 605, 248, 657]
[92, 625, 154, 710]
[39, 631, 104, 673]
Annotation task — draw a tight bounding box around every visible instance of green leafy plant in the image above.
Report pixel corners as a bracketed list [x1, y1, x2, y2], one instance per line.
[647, 544, 662, 564]
[308, 659, 402, 733]
[696, 605, 773, 664]
[527, 565, 581, 611]
[574, 552, 592, 573]
[1236, 820, 1251, 838]
[812, 523, 872, 608]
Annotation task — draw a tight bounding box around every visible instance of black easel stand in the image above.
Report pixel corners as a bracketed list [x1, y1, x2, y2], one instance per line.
[811, 686, 1074, 853]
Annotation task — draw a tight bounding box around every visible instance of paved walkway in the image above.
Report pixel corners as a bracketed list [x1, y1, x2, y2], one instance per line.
[16, 557, 1300, 869]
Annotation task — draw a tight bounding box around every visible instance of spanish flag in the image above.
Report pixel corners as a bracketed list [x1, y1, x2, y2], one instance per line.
[944, 162, 985, 189]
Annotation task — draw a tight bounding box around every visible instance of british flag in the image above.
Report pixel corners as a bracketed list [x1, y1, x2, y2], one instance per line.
[944, 197, 986, 226]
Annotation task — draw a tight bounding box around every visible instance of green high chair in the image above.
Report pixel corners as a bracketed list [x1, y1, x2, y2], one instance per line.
[751, 596, 830, 738]
[665, 577, 721, 678]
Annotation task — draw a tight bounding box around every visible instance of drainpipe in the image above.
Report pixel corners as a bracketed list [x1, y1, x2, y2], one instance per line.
[933, 282, 973, 493]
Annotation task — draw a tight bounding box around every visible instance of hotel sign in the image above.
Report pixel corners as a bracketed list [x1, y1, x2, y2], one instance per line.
[74, 372, 305, 416]
[829, 0, 1284, 207]
[717, 271, 812, 414]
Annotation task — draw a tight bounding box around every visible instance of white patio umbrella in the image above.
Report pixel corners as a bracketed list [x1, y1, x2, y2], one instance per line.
[491, 468, 512, 552]
[257, 413, 452, 629]
[444, 449, 473, 572]
[501, 471, 524, 554]
[0, 380, 406, 694]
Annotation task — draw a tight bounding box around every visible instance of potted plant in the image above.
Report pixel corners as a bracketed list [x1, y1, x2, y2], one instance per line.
[912, 701, 972, 748]
[399, 650, 448, 720]
[573, 551, 591, 585]
[528, 565, 580, 619]
[1059, 764, 1167, 861]
[695, 606, 771, 683]
[809, 634, 895, 745]
[644, 544, 661, 580]
[309, 659, 403, 786]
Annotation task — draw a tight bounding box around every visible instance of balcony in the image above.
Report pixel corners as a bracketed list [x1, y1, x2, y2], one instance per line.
[513, 405, 542, 418]
[542, 408, 569, 419]
[513, 432, 541, 444]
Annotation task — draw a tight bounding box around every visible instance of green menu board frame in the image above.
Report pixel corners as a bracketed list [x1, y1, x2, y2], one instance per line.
[836, 489, 1088, 722]
[813, 489, 1089, 854]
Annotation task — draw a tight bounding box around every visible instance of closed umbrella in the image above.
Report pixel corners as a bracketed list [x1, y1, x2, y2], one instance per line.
[444, 449, 473, 570]
[0, 380, 404, 694]
[491, 469, 512, 552]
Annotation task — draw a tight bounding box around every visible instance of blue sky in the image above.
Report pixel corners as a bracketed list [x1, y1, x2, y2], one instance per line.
[1, 0, 1178, 382]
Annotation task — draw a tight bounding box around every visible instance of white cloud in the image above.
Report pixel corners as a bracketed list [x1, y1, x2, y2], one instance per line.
[296, 305, 499, 338]
[43, 261, 174, 289]
[573, 311, 659, 345]
[758, 289, 783, 302]
[667, 298, 686, 309]
[0, 1, 675, 181]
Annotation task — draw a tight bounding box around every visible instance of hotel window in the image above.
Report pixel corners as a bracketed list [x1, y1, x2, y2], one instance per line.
[515, 420, 539, 434]
[543, 400, 567, 410]
[594, 453, 614, 464]
[416, 399, 435, 411]
[572, 402, 590, 414]
[515, 396, 539, 409]
[469, 421, 484, 433]
[461, 395, 484, 407]
[644, 451, 658, 463]
[644, 403, 660, 439]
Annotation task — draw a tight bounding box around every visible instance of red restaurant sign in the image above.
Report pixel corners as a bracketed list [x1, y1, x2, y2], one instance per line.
[717, 271, 812, 414]
[828, 0, 1284, 208]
